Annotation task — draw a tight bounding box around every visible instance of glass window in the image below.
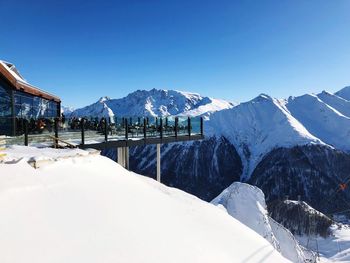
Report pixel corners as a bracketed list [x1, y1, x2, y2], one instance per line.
[0, 79, 13, 135]
[14, 91, 33, 118]
[13, 91, 59, 119]
[0, 82, 11, 117]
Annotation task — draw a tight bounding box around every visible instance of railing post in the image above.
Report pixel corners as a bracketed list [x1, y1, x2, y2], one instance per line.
[125, 118, 128, 140]
[143, 118, 147, 139]
[157, 143, 161, 182]
[104, 118, 108, 142]
[187, 117, 191, 137]
[81, 118, 85, 145]
[160, 118, 163, 139]
[54, 117, 59, 148]
[175, 117, 178, 138]
[24, 119, 28, 146]
[200, 117, 204, 135]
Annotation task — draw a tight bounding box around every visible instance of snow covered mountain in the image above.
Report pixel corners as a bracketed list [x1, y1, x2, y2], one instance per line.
[286, 93, 350, 152]
[61, 105, 75, 115]
[206, 94, 322, 179]
[69, 89, 234, 118]
[72, 87, 350, 218]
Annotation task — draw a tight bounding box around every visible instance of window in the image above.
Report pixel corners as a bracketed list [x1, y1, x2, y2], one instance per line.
[0, 79, 13, 135]
[14, 91, 59, 119]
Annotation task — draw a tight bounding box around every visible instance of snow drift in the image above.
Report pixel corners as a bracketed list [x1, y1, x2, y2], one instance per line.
[0, 146, 288, 263]
[212, 182, 314, 263]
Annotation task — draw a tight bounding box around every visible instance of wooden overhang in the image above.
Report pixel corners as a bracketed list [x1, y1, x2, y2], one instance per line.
[0, 62, 61, 103]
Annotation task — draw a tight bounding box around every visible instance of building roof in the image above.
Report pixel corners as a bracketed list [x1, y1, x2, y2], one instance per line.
[0, 61, 61, 103]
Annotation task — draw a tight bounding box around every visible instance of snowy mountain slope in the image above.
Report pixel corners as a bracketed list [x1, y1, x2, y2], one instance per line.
[207, 94, 323, 179]
[335, 86, 350, 101]
[249, 144, 350, 215]
[0, 146, 289, 263]
[297, 225, 350, 262]
[183, 97, 236, 118]
[71, 87, 350, 216]
[268, 197, 350, 262]
[61, 106, 75, 115]
[69, 97, 115, 118]
[286, 94, 350, 152]
[269, 218, 316, 263]
[269, 199, 334, 238]
[211, 182, 313, 263]
[317, 91, 350, 118]
[70, 89, 234, 118]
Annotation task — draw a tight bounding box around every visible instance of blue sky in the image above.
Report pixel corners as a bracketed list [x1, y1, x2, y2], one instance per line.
[1, 0, 350, 108]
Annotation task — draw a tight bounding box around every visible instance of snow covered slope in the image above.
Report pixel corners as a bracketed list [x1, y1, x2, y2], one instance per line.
[61, 105, 75, 115]
[286, 94, 350, 152]
[212, 182, 313, 263]
[0, 146, 289, 263]
[335, 86, 350, 101]
[317, 91, 350, 118]
[296, 222, 350, 262]
[69, 96, 115, 118]
[207, 94, 322, 178]
[70, 89, 234, 118]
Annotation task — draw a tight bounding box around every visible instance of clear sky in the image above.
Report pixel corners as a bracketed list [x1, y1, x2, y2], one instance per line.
[1, 0, 350, 108]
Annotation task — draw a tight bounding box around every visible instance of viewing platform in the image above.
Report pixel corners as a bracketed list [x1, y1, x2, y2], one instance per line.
[0, 116, 204, 150]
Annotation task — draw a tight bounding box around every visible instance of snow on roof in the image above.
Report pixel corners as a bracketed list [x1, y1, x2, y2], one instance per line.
[0, 60, 60, 102]
[0, 60, 27, 83]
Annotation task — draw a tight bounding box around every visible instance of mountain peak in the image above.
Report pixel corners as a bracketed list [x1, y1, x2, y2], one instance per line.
[98, 96, 111, 103]
[71, 89, 232, 118]
[252, 93, 273, 102]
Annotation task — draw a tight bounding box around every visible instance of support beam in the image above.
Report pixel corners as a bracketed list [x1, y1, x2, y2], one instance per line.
[117, 147, 129, 170]
[117, 147, 124, 167]
[156, 143, 161, 182]
[125, 146, 129, 170]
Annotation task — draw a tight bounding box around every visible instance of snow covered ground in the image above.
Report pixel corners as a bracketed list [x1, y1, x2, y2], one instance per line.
[212, 182, 314, 263]
[0, 146, 289, 263]
[297, 225, 350, 262]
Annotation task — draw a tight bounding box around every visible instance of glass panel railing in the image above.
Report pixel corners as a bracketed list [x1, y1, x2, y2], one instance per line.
[0, 115, 204, 147]
[191, 116, 201, 135]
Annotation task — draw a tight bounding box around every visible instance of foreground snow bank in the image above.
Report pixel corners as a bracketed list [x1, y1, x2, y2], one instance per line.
[212, 182, 313, 263]
[0, 146, 288, 263]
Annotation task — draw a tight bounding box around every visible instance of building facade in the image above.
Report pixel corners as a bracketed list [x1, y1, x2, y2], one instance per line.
[0, 61, 61, 136]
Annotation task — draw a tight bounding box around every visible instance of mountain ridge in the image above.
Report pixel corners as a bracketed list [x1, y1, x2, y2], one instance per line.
[68, 86, 350, 216]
